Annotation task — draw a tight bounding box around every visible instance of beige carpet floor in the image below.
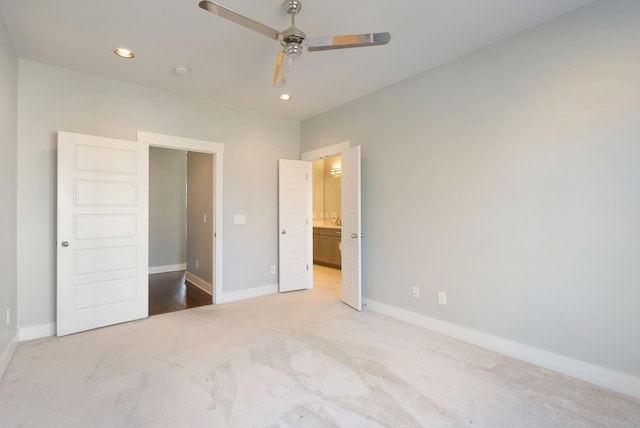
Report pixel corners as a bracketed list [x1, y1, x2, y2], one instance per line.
[1, 277, 639, 427]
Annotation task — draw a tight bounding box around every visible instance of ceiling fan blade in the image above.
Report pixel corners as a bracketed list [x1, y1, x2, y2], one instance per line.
[198, 1, 280, 41]
[273, 50, 294, 87]
[307, 32, 391, 52]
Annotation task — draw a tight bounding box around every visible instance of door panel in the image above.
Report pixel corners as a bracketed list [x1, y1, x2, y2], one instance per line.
[278, 159, 312, 292]
[57, 131, 149, 336]
[75, 180, 137, 205]
[74, 214, 137, 239]
[341, 146, 362, 310]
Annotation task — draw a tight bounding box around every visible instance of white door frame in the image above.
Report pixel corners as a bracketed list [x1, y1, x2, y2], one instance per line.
[137, 132, 224, 304]
[301, 141, 351, 163]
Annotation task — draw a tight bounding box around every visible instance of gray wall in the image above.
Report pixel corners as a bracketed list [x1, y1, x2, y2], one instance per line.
[16, 59, 299, 329]
[149, 146, 187, 268]
[187, 152, 214, 283]
[301, 1, 640, 377]
[0, 14, 18, 361]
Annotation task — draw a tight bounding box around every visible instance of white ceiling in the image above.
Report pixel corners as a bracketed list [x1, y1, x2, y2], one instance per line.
[0, 0, 596, 120]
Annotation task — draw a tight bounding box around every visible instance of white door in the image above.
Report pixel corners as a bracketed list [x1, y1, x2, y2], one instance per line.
[278, 159, 312, 292]
[57, 132, 149, 336]
[341, 146, 362, 310]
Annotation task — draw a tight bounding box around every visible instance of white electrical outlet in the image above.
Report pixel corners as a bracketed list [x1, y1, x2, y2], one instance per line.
[195, 259, 199, 269]
[412, 286, 420, 298]
[6, 309, 10, 327]
[270, 265, 277, 275]
[438, 291, 447, 306]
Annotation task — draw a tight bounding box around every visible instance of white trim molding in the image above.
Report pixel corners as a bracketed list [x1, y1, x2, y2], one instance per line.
[149, 263, 187, 274]
[222, 284, 278, 303]
[0, 331, 18, 381]
[138, 131, 224, 306]
[19, 323, 56, 341]
[301, 141, 351, 161]
[364, 298, 640, 400]
[185, 272, 213, 296]
[138, 132, 224, 154]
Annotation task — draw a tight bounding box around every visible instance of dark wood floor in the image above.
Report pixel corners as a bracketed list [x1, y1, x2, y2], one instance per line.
[149, 271, 212, 316]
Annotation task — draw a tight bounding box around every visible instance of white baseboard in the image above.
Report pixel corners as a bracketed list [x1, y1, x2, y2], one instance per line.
[185, 272, 213, 295]
[222, 284, 278, 303]
[149, 263, 186, 274]
[363, 298, 640, 400]
[0, 331, 18, 381]
[19, 323, 56, 341]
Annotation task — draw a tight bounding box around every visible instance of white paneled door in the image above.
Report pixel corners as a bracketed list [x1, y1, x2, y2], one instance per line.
[341, 146, 362, 310]
[278, 159, 312, 292]
[57, 132, 149, 336]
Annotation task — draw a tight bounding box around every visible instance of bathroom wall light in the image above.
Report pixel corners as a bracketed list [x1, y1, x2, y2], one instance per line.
[114, 48, 135, 59]
[330, 167, 342, 177]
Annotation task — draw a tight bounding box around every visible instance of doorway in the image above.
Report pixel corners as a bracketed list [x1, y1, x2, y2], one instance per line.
[56, 131, 224, 336]
[148, 147, 214, 316]
[298, 141, 363, 311]
[138, 131, 225, 305]
[312, 155, 343, 300]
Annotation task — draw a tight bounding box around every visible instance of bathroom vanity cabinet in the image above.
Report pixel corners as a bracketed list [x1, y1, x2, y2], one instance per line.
[313, 227, 341, 268]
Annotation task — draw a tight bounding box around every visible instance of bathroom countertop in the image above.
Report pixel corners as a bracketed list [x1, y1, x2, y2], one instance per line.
[313, 224, 342, 230]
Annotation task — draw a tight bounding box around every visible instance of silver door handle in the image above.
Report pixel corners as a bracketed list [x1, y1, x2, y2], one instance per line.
[281, 229, 287, 235]
[61, 241, 70, 247]
[351, 233, 357, 239]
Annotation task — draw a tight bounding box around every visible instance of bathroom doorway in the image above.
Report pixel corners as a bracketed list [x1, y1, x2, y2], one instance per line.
[312, 155, 343, 300]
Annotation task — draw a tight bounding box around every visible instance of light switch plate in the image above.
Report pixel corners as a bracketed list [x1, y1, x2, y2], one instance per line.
[234, 214, 247, 225]
[437, 291, 447, 306]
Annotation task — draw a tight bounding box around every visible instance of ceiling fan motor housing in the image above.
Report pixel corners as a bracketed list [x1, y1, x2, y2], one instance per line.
[281, 26, 306, 58]
[282, 28, 305, 45]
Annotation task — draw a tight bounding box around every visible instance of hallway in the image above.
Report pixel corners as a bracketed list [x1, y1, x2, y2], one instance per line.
[148, 271, 212, 316]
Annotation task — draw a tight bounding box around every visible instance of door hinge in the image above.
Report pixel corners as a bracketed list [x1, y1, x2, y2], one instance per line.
[307, 264, 309, 271]
[306, 219, 309, 225]
[306, 173, 309, 181]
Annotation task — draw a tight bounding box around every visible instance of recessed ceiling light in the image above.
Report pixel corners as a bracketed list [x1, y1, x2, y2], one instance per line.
[279, 94, 292, 101]
[114, 48, 135, 59]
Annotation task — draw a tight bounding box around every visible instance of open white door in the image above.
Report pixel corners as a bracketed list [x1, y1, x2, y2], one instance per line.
[341, 146, 362, 310]
[278, 159, 312, 292]
[57, 132, 149, 336]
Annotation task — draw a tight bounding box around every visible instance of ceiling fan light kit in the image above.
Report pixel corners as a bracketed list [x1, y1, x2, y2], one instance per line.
[198, 0, 391, 88]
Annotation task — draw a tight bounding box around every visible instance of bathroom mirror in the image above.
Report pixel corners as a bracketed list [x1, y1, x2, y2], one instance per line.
[312, 155, 341, 225]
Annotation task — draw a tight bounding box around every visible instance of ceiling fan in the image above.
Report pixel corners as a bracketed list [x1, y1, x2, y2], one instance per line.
[198, 0, 391, 87]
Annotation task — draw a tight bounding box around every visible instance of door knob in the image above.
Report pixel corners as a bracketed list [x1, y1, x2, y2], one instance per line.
[61, 240, 70, 247]
[281, 229, 287, 235]
[351, 233, 357, 239]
